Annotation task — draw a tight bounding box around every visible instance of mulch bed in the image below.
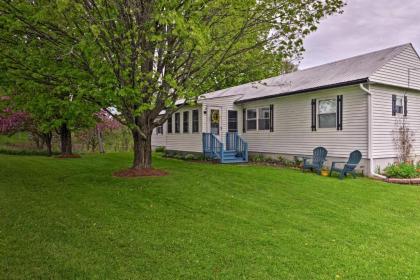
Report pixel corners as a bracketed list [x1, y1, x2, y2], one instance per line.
[113, 168, 168, 178]
[56, 154, 81, 159]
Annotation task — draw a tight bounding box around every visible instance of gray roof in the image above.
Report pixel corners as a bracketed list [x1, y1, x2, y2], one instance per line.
[200, 43, 411, 103]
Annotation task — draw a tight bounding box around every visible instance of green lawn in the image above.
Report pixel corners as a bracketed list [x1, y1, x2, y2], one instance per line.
[1, 153, 420, 279]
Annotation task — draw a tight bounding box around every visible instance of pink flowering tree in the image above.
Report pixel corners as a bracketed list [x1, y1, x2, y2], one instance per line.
[0, 108, 29, 135]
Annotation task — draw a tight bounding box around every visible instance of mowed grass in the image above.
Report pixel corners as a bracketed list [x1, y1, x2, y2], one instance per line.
[1, 153, 420, 279]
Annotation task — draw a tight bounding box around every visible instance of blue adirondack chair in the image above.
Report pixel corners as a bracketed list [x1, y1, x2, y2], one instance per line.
[329, 150, 362, 180]
[302, 147, 328, 174]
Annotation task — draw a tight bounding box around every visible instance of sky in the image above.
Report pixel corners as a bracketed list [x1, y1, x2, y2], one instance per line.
[300, 0, 420, 69]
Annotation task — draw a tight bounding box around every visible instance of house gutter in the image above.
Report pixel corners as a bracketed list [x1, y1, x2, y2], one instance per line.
[359, 83, 387, 179]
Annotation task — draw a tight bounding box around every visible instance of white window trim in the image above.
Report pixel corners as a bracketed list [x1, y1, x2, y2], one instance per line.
[192, 109, 200, 134]
[182, 110, 190, 133]
[246, 108, 257, 131]
[395, 96, 404, 115]
[174, 112, 181, 133]
[317, 98, 337, 130]
[246, 107, 272, 132]
[258, 107, 271, 131]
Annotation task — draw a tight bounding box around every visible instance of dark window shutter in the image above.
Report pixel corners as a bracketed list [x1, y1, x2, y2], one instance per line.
[404, 95, 408, 116]
[337, 95, 343, 130]
[311, 99, 316, 131]
[392, 95, 396, 116]
[269, 104, 274, 132]
[242, 108, 246, 133]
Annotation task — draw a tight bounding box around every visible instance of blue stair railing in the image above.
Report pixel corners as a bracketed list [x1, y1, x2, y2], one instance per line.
[202, 133, 224, 160]
[225, 132, 248, 162]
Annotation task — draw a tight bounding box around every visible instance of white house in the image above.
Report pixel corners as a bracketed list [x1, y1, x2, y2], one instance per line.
[152, 43, 420, 176]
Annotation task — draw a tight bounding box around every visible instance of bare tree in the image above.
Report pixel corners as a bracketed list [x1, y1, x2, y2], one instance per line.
[393, 116, 415, 163]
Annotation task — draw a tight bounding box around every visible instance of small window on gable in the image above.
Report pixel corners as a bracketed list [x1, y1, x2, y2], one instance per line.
[246, 109, 257, 131]
[395, 97, 403, 114]
[258, 107, 270, 130]
[318, 99, 336, 129]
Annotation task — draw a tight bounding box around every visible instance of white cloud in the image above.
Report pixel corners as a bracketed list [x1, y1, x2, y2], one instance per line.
[300, 0, 420, 69]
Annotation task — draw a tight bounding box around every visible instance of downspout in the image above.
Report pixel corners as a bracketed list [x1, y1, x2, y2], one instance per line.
[359, 83, 387, 179]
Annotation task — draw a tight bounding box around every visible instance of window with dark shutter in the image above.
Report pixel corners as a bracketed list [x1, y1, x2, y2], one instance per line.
[192, 110, 199, 132]
[183, 111, 189, 133]
[242, 109, 246, 133]
[311, 99, 317, 131]
[393, 95, 403, 115]
[337, 95, 343, 130]
[404, 96, 408, 116]
[167, 116, 173, 133]
[258, 107, 270, 130]
[228, 110, 238, 132]
[318, 99, 336, 128]
[269, 104, 274, 132]
[392, 95, 397, 116]
[175, 113, 180, 133]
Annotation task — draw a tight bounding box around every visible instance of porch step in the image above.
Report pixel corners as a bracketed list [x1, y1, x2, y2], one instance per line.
[224, 150, 238, 156]
[221, 157, 248, 164]
[221, 151, 247, 163]
[202, 133, 248, 164]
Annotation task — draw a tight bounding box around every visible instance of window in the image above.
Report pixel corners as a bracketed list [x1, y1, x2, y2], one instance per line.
[228, 110, 238, 132]
[192, 109, 199, 133]
[258, 107, 270, 130]
[396, 97, 403, 114]
[156, 125, 163, 135]
[183, 111, 189, 133]
[167, 116, 173, 133]
[175, 112, 180, 133]
[318, 99, 336, 128]
[246, 109, 257, 131]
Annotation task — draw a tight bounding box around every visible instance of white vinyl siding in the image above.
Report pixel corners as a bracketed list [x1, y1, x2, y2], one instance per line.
[370, 84, 420, 159]
[370, 44, 420, 90]
[151, 106, 203, 152]
[240, 85, 368, 158]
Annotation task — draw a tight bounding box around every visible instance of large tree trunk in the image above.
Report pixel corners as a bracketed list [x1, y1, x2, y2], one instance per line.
[59, 123, 73, 155]
[43, 132, 53, 156]
[132, 129, 152, 169]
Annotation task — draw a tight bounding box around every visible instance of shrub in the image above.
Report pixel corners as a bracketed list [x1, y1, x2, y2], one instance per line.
[293, 157, 303, 167]
[384, 163, 418, 178]
[277, 156, 294, 167]
[250, 154, 265, 162]
[155, 146, 166, 153]
[184, 154, 195, 160]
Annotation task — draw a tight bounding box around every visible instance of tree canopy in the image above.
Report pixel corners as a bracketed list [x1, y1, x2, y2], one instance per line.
[0, 0, 345, 169]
